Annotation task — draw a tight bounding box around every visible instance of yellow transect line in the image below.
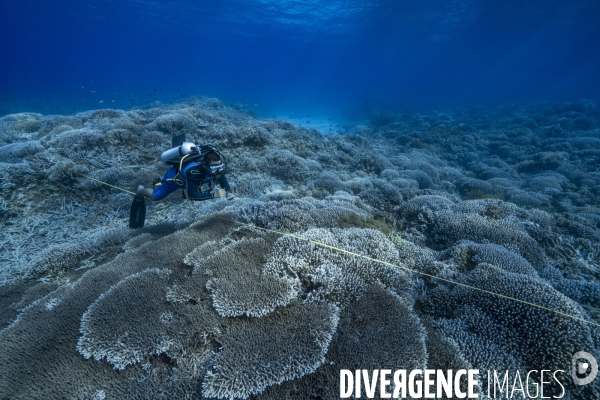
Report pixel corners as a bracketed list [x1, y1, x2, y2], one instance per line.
[74, 172, 137, 195]
[239, 222, 600, 329]
[71, 173, 600, 328]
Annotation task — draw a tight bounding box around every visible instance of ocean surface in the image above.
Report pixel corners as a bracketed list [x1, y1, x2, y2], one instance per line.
[1, 1, 600, 399]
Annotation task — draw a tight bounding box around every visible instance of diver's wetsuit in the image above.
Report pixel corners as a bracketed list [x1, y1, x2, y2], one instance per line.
[153, 162, 231, 201]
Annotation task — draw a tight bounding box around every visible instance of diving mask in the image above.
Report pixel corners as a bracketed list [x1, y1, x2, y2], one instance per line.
[209, 163, 225, 174]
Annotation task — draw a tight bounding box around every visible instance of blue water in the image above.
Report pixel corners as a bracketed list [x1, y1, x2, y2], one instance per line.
[1, 0, 599, 117]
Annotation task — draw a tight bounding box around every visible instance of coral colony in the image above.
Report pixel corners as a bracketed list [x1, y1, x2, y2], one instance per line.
[0, 98, 599, 399]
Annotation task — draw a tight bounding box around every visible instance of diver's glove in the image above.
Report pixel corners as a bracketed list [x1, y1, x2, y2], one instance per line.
[226, 192, 236, 200]
[213, 188, 226, 199]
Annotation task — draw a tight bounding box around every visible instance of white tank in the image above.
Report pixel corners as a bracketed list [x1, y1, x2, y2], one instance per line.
[160, 142, 197, 164]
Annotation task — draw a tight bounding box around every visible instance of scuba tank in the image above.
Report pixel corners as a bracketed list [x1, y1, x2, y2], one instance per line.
[160, 142, 198, 164]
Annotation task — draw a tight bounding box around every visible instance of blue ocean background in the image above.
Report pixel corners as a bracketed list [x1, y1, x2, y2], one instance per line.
[1, 0, 599, 119]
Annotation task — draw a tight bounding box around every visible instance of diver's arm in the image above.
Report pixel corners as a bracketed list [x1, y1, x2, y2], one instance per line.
[217, 173, 231, 192]
[217, 173, 235, 199]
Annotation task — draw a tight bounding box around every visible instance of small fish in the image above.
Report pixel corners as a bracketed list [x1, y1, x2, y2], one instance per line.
[112, 100, 114, 102]
[99, 100, 103, 103]
[176, 88, 180, 91]
[160, 88, 162, 91]
[56, 107, 60, 109]
[148, 94, 151, 97]
[154, 88, 157, 92]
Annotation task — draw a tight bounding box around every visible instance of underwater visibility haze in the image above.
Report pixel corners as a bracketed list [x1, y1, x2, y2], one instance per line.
[1, 0, 600, 399]
[1, 0, 600, 116]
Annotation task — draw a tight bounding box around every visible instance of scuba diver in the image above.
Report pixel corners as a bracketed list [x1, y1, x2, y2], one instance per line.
[129, 134, 234, 228]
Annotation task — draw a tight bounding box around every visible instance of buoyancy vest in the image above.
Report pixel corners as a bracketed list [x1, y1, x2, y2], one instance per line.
[178, 162, 216, 192]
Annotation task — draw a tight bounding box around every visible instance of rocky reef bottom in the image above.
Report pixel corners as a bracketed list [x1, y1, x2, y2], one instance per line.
[1, 98, 599, 399]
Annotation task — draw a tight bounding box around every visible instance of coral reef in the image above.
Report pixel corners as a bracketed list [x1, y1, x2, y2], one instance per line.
[1, 98, 600, 399]
[202, 300, 339, 399]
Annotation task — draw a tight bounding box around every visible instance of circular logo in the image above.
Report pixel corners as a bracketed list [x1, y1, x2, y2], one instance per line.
[572, 351, 598, 385]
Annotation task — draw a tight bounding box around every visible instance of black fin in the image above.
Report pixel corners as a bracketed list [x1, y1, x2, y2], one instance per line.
[172, 133, 186, 148]
[129, 195, 146, 229]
